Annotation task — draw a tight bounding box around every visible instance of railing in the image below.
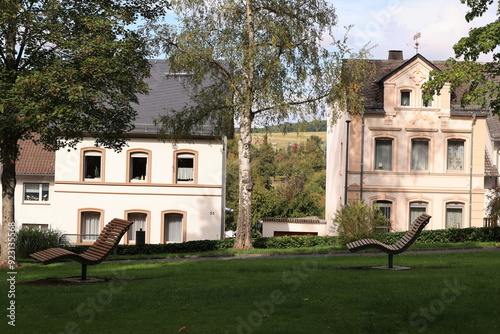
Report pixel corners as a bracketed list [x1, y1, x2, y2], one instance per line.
[483, 218, 499, 227]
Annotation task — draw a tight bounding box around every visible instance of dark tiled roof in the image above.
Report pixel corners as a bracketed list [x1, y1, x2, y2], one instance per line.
[485, 148, 499, 176]
[487, 113, 500, 140]
[131, 59, 214, 135]
[260, 216, 326, 224]
[16, 140, 55, 175]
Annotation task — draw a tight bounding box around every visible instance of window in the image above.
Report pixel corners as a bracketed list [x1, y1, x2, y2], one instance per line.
[375, 200, 392, 220]
[177, 154, 194, 182]
[127, 212, 147, 243]
[375, 139, 392, 170]
[21, 223, 49, 230]
[129, 151, 148, 181]
[80, 211, 101, 242]
[83, 150, 102, 180]
[411, 139, 429, 171]
[24, 183, 49, 202]
[175, 151, 197, 183]
[447, 140, 465, 171]
[422, 97, 433, 107]
[164, 212, 184, 242]
[446, 203, 463, 228]
[409, 202, 427, 228]
[401, 91, 411, 106]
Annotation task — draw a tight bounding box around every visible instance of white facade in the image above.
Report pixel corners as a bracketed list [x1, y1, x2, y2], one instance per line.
[49, 136, 225, 244]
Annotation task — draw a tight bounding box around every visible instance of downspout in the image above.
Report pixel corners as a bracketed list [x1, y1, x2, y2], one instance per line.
[469, 114, 476, 228]
[221, 136, 227, 239]
[344, 119, 351, 206]
[360, 115, 365, 200]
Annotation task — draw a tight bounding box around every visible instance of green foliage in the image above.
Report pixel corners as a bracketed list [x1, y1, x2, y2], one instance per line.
[380, 227, 500, 245]
[50, 226, 500, 257]
[145, 0, 372, 248]
[16, 228, 68, 259]
[333, 199, 390, 245]
[0, 0, 169, 151]
[0, 0, 169, 264]
[423, 0, 500, 113]
[486, 187, 500, 225]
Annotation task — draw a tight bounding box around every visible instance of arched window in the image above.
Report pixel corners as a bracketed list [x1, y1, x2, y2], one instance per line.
[375, 200, 392, 220]
[409, 202, 428, 227]
[126, 212, 149, 244]
[82, 149, 105, 181]
[128, 150, 151, 182]
[446, 202, 464, 228]
[174, 150, 198, 183]
[79, 210, 103, 243]
[163, 211, 186, 242]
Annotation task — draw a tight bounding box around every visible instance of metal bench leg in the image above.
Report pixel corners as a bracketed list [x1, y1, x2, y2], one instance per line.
[388, 254, 394, 269]
[81, 264, 87, 280]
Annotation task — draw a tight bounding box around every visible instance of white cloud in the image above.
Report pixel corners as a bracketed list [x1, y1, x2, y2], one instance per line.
[332, 0, 497, 61]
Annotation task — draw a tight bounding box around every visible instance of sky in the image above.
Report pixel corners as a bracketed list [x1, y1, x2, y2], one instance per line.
[161, 0, 497, 62]
[332, 0, 497, 61]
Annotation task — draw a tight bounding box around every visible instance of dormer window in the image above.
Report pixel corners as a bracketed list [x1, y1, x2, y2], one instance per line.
[400, 91, 411, 106]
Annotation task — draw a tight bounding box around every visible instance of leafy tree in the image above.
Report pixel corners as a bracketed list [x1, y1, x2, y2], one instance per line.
[0, 0, 169, 268]
[147, 0, 371, 249]
[486, 187, 500, 226]
[423, 0, 500, 112]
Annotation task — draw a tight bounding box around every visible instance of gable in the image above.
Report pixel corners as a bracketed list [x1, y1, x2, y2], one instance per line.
[377, 54, 440, 85]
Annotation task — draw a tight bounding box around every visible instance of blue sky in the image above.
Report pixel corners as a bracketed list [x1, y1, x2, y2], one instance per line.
[332, 0, 497, 61]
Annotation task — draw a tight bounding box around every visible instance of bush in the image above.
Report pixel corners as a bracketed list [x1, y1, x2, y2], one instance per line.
[16, 227, 67, 258]
[379, 227, 500, 245]
[332, 199, 390, 245]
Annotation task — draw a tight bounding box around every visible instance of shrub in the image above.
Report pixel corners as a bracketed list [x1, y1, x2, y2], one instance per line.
[332, 199, 390, 245]
[16, 227, 67, 258]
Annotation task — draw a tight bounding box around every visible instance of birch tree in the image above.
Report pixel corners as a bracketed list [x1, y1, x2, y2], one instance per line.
[0, 0, 169, 268]
[147, 0, 371, 249]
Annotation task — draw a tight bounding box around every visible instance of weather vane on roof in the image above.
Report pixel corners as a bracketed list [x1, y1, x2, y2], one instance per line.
[413, 32, 421, 54]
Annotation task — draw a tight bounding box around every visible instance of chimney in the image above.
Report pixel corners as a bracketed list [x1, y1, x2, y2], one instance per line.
[388, 50, 403, 60]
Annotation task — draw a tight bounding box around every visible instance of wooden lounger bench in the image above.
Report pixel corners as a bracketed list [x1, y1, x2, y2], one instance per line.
[346, 213, 431, 268]
[30, 218, 133, 280]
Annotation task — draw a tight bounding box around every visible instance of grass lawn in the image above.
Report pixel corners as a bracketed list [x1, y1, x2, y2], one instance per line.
[2, 249, 500, 334]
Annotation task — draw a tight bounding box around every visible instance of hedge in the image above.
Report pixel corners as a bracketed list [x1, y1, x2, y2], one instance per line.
[58, 227, 500, 256]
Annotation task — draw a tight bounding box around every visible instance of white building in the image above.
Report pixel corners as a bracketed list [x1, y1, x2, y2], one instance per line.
[6, 60, 228, 244]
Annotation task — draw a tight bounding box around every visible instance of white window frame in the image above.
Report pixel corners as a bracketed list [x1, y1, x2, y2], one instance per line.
[80, 211, 101, 242]
[127, 212, 148, 243]
[23, 183, 49, 202]
[446, 202, 464, 228]
[130, 152, 148, 182]
[176, 153, 195, 182]
[409, 202, 428, 228]
[83, 150, 102, 180]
